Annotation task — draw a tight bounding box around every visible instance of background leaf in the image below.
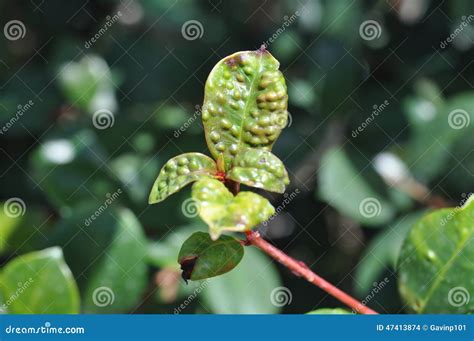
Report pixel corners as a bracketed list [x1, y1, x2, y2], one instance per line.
[398, 197, 474, 313]
[0, 247, 80, 314]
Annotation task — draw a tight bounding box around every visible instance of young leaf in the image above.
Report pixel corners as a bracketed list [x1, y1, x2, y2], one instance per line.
[0, 247, 80, 314]
[397, 196, 474, 313]
[202, 49, 288, 170]
[149, 153, 217, 204]
[178, 232, 244, 281]
[227, 149, 289, 193]
[192, 178, 275, 240]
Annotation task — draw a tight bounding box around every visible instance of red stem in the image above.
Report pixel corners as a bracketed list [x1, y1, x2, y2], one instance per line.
[245, 230, 378, 315]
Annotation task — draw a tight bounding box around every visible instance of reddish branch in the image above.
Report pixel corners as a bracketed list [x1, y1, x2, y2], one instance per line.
[245, 230, 378, 315]
[224, 179, 378, 314]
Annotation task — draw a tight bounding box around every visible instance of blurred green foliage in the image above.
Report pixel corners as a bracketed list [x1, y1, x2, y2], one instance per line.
[0, 0, 473, 314]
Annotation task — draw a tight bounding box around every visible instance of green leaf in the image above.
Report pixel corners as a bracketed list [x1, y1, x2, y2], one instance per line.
[307, 308, 352, 314]
[227, 149, 289, 193]
[201, 247, 282, 313]
[354, 212, 425, 296]
[192, 178, 275, 240]
[177, 232, 244, 281]
[47, 206, 148, 313]
[149, 153, 217, 204]
[202, 49, 288, 170]
[0, 247, 80, 314]
[318, 147, 395, 226]
[397, 196, 474, 313]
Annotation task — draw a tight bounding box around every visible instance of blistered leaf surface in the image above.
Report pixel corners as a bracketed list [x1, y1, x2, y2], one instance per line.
[192, 178, 274, 240]
[149, 153, 216, 204]
[227, 149, 289, 193]
[202, 50, 288, 170]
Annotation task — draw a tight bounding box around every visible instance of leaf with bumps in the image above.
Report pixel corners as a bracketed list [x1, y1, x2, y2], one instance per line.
[191, 178, 275, 240]
[227, 149, 289, 193]
[202, 49, 288, 170]
[178, 232, 244, 281]
[149, 153, 217, 204]
[397, 196, 474, 313]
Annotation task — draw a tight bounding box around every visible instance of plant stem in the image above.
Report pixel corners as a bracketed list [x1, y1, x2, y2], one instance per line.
[245, 230, 378, 315]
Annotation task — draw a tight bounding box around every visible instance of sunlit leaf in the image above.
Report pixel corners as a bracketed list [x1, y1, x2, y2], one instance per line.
[0, 247, 80, 314]
[178, 232, 244, 281]
[202, 49, 288, 170]
[398, 196, 474, 313]
[149, 153, 217, 204]
[227, 149, 289, 193]
[307, 308, 352, 314]
[192, 178, 274, 240]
